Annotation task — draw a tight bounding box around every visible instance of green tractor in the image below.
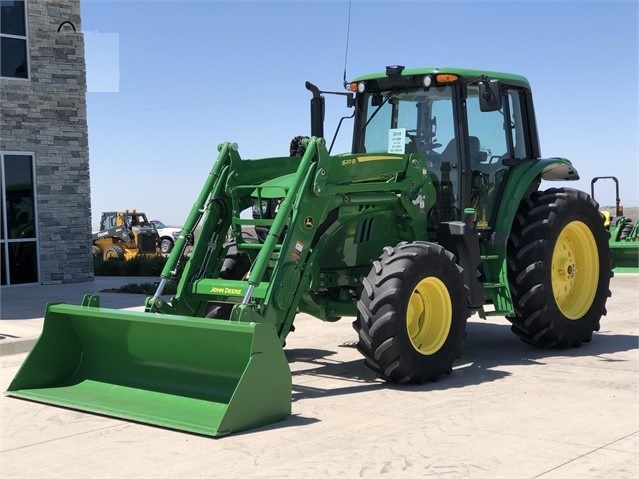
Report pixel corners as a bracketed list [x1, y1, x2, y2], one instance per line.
[591, 176, 639, 272]
[7, 66, 612, 437]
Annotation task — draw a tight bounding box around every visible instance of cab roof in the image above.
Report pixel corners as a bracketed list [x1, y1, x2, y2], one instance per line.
[351, 67, 530, 89]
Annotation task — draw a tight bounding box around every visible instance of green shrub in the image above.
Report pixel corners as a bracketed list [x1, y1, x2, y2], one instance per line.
[94, 255, 169, 276]
[102, 281, 177, 295]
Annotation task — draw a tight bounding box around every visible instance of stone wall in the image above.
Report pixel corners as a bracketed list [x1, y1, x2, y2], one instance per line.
[0, 0, 93, 284]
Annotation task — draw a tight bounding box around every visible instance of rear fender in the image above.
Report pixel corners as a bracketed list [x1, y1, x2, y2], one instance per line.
[492, 157, 579, 238]
[482, 157, 580, 293]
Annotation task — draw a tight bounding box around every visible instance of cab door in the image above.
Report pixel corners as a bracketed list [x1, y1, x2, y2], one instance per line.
[465, 86, 528, 230]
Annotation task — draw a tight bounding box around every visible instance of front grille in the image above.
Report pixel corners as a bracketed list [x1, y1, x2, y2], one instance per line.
[138, 232, 157, 253]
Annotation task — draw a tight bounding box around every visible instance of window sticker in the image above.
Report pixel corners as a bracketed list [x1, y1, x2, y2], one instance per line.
[388, 128, 406, 154]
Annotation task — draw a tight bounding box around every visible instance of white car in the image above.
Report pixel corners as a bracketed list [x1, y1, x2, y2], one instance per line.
[151, 220, 189, 254]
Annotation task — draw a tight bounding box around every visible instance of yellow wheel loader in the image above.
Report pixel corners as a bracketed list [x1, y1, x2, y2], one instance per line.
[92, 210, 159, 260]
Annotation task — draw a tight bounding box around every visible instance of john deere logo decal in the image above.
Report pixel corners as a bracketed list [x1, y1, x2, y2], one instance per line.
[210, 286, 243, 296]
[304, 217, 314, 228]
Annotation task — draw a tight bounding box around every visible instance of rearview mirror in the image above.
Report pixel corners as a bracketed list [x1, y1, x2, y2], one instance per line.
[479, 79, 502, 112]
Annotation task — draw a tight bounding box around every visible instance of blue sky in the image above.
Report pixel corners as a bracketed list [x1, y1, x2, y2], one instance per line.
[81, 0, 638, 229]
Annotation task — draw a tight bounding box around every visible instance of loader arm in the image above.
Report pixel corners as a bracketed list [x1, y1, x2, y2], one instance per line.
[149, 137, 436, 345]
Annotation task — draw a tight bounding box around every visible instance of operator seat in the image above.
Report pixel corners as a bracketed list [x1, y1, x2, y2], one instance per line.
[439, 136, 485, 164]
[438, 138, 456, 164]
[468, 136, 487, 164]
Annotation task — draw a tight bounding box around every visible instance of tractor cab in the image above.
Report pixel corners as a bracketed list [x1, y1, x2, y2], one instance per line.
[347, 66, 538, 233]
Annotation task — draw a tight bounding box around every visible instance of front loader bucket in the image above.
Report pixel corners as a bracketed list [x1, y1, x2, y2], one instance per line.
[6, 300, 291, 437]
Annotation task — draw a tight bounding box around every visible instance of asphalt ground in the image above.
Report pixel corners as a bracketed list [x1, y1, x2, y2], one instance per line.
[0, 274, 637, 478]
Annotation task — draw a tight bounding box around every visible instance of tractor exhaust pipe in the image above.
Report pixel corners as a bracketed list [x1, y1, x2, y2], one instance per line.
[305, 81, 324, 138]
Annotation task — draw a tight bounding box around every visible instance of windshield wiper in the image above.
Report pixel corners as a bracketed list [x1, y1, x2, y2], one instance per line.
[359, 90, 397, 135]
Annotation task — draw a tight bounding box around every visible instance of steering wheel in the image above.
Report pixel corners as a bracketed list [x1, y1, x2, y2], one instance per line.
[405, 130, 442, 154]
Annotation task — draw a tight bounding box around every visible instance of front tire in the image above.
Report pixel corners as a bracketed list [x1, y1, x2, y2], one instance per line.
[506, 188, 611, 347]
[103, 245, 124, 260]
[354, 242, 469, 384]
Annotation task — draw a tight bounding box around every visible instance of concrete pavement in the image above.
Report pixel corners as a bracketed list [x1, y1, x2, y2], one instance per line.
[0, 276, 158, 355]
[0, 274, 638, 478]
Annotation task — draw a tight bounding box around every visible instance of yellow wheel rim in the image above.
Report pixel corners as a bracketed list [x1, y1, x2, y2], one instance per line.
[551, 220, 599, 320]
[406, 277, 452, 355]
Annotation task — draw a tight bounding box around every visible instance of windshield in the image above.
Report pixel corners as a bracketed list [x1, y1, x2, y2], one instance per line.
[352, 82, 528, 230]
[354, 85, 461, 223]
[354, 85, 455, 157]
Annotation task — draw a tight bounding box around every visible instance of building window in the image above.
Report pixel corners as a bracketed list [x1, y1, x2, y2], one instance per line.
[1, 0, 29, 79]
[1, 153, 39, 285]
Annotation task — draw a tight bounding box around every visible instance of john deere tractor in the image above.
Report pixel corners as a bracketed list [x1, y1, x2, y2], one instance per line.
[7, 67, 612, 437]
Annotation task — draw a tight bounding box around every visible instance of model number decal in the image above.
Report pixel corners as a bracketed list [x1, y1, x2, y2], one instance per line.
[341, 155, 402, 166]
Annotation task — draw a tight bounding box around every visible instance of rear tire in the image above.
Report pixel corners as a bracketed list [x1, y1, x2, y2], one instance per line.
[506, 188, 611, 347]
[354, 241, 469, 384]
[619, 218, 634, 240]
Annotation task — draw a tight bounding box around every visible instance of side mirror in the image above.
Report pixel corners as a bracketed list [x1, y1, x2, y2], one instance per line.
[371, 94, 384, 107]
[479, 79, 502, 112]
